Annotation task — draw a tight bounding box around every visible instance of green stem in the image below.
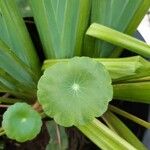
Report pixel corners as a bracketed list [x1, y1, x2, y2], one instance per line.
[0, 97, 23, 104]
[86, 23, 150, 58]
[0, 128, 5, 136]
[0, 128, 4, 132]
[102, 111, 147, 150]
[0, 131, 5, 136]
[109, 105, 150, 129]
[77, 118, 136, 150]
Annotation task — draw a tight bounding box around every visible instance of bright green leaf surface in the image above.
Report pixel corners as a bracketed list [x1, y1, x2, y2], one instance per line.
[38, 57, 113, 127]
[2, 103, 42, 142]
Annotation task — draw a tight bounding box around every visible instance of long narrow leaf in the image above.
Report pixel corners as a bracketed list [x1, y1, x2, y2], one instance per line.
[86, 23, 150, 58]
[30, 0, 91, 58]
[0, 39, 37, 98]
[0, 97, 22, 104]
[43, 56, 150, 82]
[103, 111, 147, 150]
[0, 0, 40, 75]
[83, 0, 150, 57]
[108, 105, 150, 129]
[0, 68, 36, 97]
[113, 81, 150, 104]
[77, 119, 136, 150]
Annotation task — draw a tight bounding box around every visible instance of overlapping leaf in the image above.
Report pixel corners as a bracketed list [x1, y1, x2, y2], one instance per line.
[0, 39, 37, 98]
[30, 0, 91, 58]
[83, 0, 150, 57]
[103, 111, 146, 150]
[0, 0, 40, 75]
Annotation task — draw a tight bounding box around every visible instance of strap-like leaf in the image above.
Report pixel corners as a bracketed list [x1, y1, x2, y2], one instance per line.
[30, 0, 91, 58]
[83, 0, 150, 57]
[77, 118, 137, 150]
[108, 105, 150, 128]
[0, 97, 22, 104]
[0, 39, 37, 98]
[43, 56, 150, 82]
[86, 23, 150, 58]
[103, 111, 147, 150]
[113, 81, 150, 104]
[0, 0, 40, 75]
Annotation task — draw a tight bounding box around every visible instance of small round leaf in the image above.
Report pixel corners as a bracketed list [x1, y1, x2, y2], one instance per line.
[37, 57, 113, 127]
[2, 103, 42, 142]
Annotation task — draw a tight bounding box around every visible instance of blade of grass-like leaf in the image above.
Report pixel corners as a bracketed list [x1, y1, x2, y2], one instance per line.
[95, 56, 150, 82]
[109, 105, 150, 129]
[30, 0, 91, 58]
[103, 111, 147, 150]
[112, 0, 150, 57]
[77, 118, 136, 150]
[0, 81, 27, 98]
[0, 39, 37, 97]
[86, 23, 150, 58]
[0, 97, 22, 104]
[113, 82, 150, 104]
[0, 68, 37, 97]
[0, 0, 40, 75]
[125, 0, 150, 35]
[125, 76, 150, 83]
[83, 0, 150, 57]
[43, 56, 150, 82]
[0, 81, 12, 93]
[0, 40, 37, 85]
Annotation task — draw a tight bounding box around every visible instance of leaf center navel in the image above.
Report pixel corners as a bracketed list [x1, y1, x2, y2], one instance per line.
[71, 83, 80, 92]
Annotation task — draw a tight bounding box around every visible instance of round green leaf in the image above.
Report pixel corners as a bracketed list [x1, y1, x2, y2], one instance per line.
[37, 57, 113, 127]
[2, 103, 42, 142]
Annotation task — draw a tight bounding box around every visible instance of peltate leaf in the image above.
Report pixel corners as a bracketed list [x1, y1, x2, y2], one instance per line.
[2, 103, 42, 142]
[37, 57, 113, 127]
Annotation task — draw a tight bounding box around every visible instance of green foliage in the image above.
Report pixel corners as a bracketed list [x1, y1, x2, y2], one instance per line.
[43, 56, 150, 83]
[37, 57, 113, 126]
[78, 118, 137, 150]
[0, 40, 37, 98]
[108, 105, 150, 129]
[113, 82, 150, 103]
[16, 0, 32, 17]
[29, 0, 91, 58]
[86, 23, 150, 58]
[103, 111, 147, 150]
[46, 121, 68, 150]
[2, 103, 42, 142]
[0, 0, 40, 75]
[0, 0, 40, 99]
[0, 0, 150, 149]
[83, 0, 150, 57]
